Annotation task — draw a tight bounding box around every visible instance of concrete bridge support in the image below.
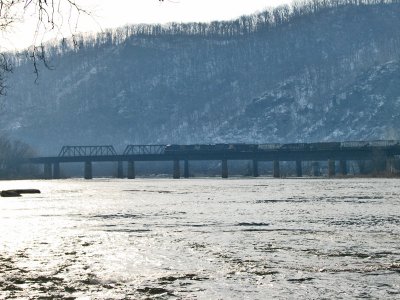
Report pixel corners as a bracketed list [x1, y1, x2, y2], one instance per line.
[127, 161, 135, 179]
[339, 160, 347, 176]
[273, 160, 280, 178]
[53, 163, 60, 179]
[386, 156, 396, 174]
[84, 161, 93, 179]
[221, 159, 228, 178]
[173, 160, 180, 179]
[117, 161, 124, 179]
[44, 163, 52, 179]
[296, 160, 302, 177]
[311, 162, 320, 176]
[184, 160, 189, 178]
[328, 159, 336, 177]
[252, 160, 259, 177]
[358, 160, 367, 175]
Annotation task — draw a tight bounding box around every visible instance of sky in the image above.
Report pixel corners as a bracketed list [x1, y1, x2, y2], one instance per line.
[1, 0, 292, 51]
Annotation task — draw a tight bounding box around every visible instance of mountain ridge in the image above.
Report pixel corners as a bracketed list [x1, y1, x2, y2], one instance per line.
[1, 0, 400, 155]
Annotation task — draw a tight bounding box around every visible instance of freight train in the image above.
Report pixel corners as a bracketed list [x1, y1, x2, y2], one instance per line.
[164, 140, 400, 153]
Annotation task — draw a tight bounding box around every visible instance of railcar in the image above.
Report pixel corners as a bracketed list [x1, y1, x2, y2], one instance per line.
[280, 143, 308, 151]
[367, 140, 400, 147]
[340, 141, 369, 148]
[258, 143, 282, 151]
[228, 144, 258, 152]
[164, 144, 185, 152]
[308, 142, 341, 151]
[165, 143, 258, 153]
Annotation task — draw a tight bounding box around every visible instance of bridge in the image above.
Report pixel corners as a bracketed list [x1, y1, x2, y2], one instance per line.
[27, 141, 400, 179]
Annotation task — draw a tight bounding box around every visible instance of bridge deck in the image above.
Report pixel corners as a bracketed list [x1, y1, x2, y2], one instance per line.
[25, 142, 400, 179]
[28, 147, 400, 164]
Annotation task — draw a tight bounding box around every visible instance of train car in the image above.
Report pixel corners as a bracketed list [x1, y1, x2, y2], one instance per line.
[228, 144, 258, 152]
[258, 143, 282, 151]
[198, 144, 220, 152]
[214, 144, 257, 152]
[308, 142, 341, 151]
[367, 140, 400, 147]
[340, 141, 369, 148]
[164, 144, 181, 153]
[165, 143, 258, 153]
[164, 144, 200, 152]
[213, 144, 229, 151]
[280, 143, 308, 151]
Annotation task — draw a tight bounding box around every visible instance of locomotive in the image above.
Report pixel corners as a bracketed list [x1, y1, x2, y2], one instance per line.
[164, 143, 258, 153]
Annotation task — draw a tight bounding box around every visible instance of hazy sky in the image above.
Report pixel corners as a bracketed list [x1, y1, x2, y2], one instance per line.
[1, 0, 292, 50]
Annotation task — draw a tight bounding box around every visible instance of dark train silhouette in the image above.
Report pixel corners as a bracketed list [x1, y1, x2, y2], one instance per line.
[164, 141, 400, 153]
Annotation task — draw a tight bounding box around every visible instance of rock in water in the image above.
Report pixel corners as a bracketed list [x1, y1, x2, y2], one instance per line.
[12, 189, 41, 194]
[0, 189, 41, 197]
[1, 190, 22, 197]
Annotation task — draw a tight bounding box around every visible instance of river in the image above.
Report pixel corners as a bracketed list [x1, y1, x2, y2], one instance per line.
[0, 178, 399, 299]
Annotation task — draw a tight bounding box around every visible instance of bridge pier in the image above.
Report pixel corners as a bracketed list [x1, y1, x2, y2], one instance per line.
[296, 160, 302, 177]
[328, 159, 336, 177]
[173, 160, 180, 179]
[339, 160, 347, 176]
[184, 160, 189, 178]
[357, 160, 367, 174]
[84, 161, 93, 179]
[53, 163, 60, 179]
[311, 162, 320, 176]
[273, 160, 280, 178]
[127, 161, 135, 179]
[252, 160, 259, 177]
[221, 159, 228, 178]
[117, 161, 124, 178]
[386, 156, 396, 174]
[44, 163, 52, 179]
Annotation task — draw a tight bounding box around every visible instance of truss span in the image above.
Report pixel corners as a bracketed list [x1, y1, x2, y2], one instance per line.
[123, 145, 166, 155]
[58, 146, 117, 157]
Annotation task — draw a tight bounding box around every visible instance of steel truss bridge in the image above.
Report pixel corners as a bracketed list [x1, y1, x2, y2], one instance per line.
[58, 145, 118, 157]
[26, 141, 400, 179]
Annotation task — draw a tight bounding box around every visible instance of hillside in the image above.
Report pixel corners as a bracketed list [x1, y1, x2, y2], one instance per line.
[1, 0, 400, 155]
[216, 60, 400, 142]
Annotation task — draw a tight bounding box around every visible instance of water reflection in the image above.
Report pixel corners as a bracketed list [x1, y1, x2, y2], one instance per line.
[0, 178, 399, 299]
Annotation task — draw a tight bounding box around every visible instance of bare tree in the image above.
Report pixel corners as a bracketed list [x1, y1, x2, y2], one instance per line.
[0, 134, 38, 178]
[0, 0, 88, 95]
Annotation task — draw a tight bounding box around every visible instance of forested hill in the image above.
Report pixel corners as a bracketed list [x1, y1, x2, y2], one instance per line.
[2, 0, 400, 155]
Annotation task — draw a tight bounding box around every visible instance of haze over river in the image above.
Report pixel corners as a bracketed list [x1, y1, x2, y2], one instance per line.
[0, 178, 399, 299]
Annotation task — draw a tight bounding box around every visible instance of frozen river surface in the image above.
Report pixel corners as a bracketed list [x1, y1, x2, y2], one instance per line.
[0, 178, 399, 299]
